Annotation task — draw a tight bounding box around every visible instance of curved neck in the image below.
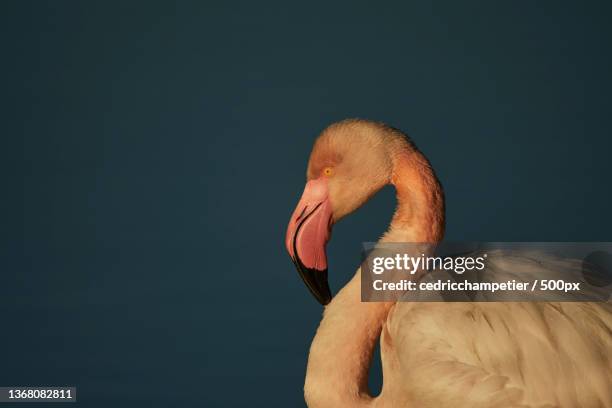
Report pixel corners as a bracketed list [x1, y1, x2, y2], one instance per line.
[383, 149, 445, 243]
[304, 149, 445, 407]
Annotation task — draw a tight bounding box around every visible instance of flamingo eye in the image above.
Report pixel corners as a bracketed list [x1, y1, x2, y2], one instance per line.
[323, 167, 334, 177]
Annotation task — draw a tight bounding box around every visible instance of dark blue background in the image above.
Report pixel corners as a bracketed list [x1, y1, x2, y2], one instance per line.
[2, 1, 611, 407]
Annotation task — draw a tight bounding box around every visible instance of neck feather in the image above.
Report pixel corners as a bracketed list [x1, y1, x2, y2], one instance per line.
[383, 148, 445, 242]
[304, 146, 445, 407]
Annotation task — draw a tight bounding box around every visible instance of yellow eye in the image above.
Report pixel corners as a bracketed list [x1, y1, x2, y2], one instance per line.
[323, 167, 334, 177]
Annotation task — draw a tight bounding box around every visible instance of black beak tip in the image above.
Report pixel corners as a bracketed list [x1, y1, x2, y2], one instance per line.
[315, 284, 332, 306]
[291, 256, 333, 306]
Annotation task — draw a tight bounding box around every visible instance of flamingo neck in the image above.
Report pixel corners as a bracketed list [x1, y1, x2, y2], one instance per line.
[383, 149, 445, 243]
[304, 149, 445, 407]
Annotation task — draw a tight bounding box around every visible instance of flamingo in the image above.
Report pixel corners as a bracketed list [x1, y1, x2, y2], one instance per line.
[285, 119, 612, 408]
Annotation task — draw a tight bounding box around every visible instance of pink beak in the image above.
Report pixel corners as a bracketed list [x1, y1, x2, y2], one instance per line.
[285, 178, 333, 305]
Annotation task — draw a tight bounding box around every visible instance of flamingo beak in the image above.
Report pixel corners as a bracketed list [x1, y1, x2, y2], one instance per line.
[286, 178, 333, 305]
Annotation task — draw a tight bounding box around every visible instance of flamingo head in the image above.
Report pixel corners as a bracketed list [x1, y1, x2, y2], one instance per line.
[285, 120, 399, 305]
